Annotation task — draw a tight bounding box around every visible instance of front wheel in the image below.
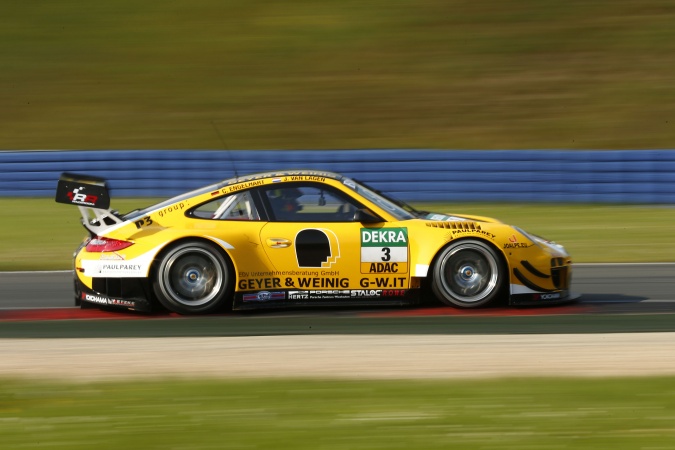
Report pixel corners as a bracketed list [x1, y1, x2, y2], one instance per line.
[432, 240, 504, 308]
[153, 241, 232, 314]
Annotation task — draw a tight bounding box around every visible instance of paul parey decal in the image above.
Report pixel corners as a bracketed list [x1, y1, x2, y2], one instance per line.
[360, 228, 409, 274]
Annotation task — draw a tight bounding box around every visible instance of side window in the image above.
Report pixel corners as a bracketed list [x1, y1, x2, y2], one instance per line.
[264, 185, 359, 222]
[192, 191, 260, 220]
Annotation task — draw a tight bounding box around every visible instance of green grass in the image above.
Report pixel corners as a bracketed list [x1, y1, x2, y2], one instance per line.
[2, 377, 675, 449]
[2, 0, 675, 150]
[2, 199, 674, 271]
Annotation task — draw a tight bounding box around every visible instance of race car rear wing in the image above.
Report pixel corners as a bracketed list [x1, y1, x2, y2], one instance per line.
[55, 172, 123, 235]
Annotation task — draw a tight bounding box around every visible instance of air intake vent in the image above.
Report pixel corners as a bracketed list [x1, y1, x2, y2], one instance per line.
[550, 258, 569, 289]
[426, 221, 482, 230]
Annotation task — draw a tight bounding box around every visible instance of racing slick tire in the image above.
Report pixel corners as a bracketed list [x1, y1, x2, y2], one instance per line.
[432, 239, 505, 308]
[153, 241, 233, 314]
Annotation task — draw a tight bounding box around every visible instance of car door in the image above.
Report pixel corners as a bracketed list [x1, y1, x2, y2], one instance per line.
[257, 183, 411, 302]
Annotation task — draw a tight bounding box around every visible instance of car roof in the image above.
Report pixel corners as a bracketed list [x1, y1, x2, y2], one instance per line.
[222, 170, 345, 185]
[124, 170, 347, 221]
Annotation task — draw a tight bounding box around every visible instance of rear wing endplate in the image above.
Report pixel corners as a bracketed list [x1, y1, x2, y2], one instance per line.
[55, 172, 123, 234]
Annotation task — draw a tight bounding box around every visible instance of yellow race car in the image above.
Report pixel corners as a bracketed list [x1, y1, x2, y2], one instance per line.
[56, 170, 578, 314]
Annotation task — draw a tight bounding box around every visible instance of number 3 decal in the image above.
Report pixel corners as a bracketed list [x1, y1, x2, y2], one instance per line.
[381, 247, 391, 262]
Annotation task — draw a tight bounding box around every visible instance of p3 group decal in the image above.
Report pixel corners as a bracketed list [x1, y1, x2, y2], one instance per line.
[295, 228, 340, 268]
[360, 228, 409, 274]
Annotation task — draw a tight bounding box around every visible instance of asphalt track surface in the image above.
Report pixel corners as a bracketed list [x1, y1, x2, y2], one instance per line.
[1, 263, 674, 338]
[2, 263, 674, 310]
[2, 265, 675, 380]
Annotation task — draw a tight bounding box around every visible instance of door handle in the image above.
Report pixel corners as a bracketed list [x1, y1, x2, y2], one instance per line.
[266, 238, 292, 248]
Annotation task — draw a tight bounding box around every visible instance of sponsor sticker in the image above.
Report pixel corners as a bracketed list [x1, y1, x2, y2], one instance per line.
[537, 292, 561, 300]
[81, 292, 135, 307]
[359, 277, 407, 289]
[237, 277, 349, 290]
[82, 293, 108, 305]
[82, 260, 147, 277]
[242, 291, 286, 302]
[360, 228, 409, 274]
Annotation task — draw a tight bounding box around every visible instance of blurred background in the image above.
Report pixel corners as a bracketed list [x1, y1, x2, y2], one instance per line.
[2, 5, 675, 446]
[2, 0, 674, 151]
[3, 0, 675, 270]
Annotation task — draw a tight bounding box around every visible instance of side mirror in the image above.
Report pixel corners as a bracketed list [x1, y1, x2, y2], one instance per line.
[354, 208, 382, 224]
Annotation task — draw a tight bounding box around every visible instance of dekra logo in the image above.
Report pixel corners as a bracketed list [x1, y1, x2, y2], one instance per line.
[361, 228, 408, 245]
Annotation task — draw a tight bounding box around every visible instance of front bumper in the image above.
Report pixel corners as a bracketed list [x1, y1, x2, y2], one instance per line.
[508, 254, 578, 306]
[509, 290, 581, 306]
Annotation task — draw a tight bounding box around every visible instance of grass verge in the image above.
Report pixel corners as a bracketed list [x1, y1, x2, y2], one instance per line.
[2, 1, 675, 150]
[2, 377, 675, 449]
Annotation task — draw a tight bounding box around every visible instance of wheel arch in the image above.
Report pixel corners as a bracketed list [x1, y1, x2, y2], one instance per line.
[148, 236, 236, 308]
[429, 237, 509, 276]
[150, 236, 236, 274]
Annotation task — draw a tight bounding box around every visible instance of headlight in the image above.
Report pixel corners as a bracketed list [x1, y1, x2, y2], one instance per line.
[513, 226, 566, 252]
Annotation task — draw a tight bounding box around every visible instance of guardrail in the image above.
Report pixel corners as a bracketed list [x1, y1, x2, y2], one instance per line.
[1, 149, 674, 203]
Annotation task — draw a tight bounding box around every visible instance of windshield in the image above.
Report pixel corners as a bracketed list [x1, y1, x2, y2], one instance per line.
[343, 178, 416, 221]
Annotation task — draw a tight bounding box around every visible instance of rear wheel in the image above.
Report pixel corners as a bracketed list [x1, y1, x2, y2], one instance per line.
[153, 241, 232, 314]
[432, 240, 504, 308]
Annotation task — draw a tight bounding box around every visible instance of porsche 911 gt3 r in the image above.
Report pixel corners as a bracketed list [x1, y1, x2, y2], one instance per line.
[56, 170, 578, 314]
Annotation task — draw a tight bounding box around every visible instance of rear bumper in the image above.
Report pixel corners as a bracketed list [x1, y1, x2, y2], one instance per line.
[74, 275, 154, 312]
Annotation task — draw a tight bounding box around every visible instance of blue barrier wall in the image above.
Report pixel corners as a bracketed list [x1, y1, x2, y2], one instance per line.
[1, 149, 675, 203]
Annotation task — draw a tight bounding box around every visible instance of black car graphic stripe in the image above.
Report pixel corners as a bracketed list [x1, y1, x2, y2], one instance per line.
[513, 268, 554, 292]
[520, 260, 550, 278]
